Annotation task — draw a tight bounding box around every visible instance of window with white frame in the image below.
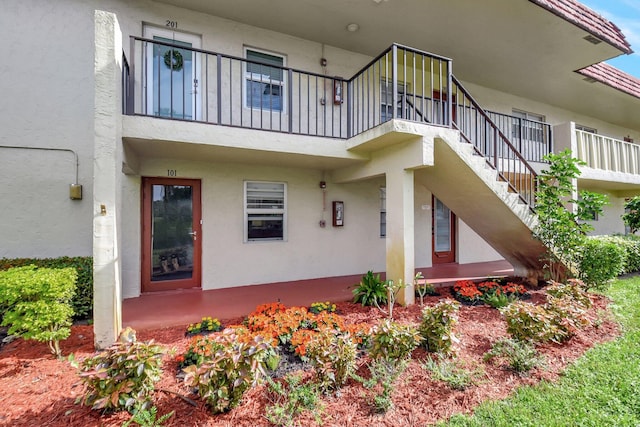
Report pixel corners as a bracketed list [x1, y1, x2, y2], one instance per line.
[380, 187, 386, 237]
[380, 80, 409, 122]
[576, 124, 597, 134]
[245, 48, 285, 112]
[244, 181, 286, 241]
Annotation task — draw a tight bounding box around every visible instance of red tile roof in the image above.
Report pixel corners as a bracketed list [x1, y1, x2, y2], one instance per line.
[578, 62, 640, 100]
[529, 0, 633, 54]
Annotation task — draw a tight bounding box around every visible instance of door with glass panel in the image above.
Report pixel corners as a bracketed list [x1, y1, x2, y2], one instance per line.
[141, 178, 201, 292]
[432, 196, 456, 264]
[144, 26, 202, 120]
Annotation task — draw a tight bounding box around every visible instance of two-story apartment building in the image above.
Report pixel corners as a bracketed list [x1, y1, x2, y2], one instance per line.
[2, 0, 639, 347]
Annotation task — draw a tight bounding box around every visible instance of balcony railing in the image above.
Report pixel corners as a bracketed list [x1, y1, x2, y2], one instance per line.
[451, 77, 538, 207]
[576, 130, 640, 175]
[124, 38, 537, 208]
[486, 111, 552, 162]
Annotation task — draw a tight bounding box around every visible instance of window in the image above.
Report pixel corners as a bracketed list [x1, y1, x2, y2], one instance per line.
[244, 181, 286, 241]
[512, 109, 545, 142]
[380, 187, 386, 237]
[576, 124, 597, 134]
[245, 48, 285, 112]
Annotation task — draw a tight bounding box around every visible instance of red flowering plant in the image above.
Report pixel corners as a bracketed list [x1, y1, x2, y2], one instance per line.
[453, 280, 483, 304]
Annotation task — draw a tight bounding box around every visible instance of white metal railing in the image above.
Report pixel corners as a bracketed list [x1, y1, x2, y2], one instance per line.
[575, 130, 640, 174]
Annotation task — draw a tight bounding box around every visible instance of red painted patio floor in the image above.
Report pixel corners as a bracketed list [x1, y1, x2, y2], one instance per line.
[122, 260, 513, 331]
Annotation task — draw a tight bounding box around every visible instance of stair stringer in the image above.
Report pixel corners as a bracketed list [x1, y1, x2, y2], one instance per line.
[417, 132, 547, 281]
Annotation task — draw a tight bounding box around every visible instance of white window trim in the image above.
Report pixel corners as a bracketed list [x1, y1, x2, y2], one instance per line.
[379, 187, 386, 238]
[243, 47, 287, 113]
[244, 181, 287, 242]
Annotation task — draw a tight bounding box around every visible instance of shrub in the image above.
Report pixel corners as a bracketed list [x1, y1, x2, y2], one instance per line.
[622, 195, 640, 234]
[422, 357, 481, 390]
[77, 328, 164, 412]
[357, 320, 420, 413]
[414, 272, 437, 306]
[0, 256, 92, 320]
[579, 237, 626, 289]
[305, 329, 357, 393]
[183, 328, 272, 413]
[611, 235, 640, 273]
[369, 319, 420, 363]
[545, 296, 591, 339]
[0, 265, 77, 357]
[483, 338, 544, 374]
[500, 301, 564, 344]
[418, 300, 460, 355]
[352, 270, 387, 306]
[483, 289, 517, 309]
[264, 373, 324, 426]
[546, 280, 592, 309]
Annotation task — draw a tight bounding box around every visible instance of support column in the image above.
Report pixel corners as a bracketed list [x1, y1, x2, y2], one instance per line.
[385, 168, 415, 305]
[93, 11, 123, 348]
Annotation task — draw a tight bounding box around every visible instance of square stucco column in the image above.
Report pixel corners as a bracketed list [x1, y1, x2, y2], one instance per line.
[385, 168, 415, 305]
[93, 11, 123, 348]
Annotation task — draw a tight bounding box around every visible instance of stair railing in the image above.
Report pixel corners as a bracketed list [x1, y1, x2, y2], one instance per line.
[451, 76, 538, 209]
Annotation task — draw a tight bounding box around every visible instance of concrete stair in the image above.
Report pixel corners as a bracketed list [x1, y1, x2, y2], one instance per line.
[417, 132, 547, 280]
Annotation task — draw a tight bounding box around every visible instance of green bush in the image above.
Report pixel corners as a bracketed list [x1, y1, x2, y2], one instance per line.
[0, 256, 92, 320]
[77, 328, 164, 412]
[500, 301, 564, 344]
[264, 373, 324, 426]
[0, 265, 77, 357]
[578, 237, 626, 289]
[183, 329, 271, 413]
[370, 319, 421, 363]
[598, 235, 640, 274]
[418, 299, 460, 355]
[483, 338, 544, 374]
[305, 329, 357, 393]
[352, 270, 388, 306]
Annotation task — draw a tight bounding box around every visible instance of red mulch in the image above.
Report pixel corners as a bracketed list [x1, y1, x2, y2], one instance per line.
[0, 287, 619, 427]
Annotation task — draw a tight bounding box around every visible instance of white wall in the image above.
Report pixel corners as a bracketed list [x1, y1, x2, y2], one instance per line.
[121, 159, 388, 298]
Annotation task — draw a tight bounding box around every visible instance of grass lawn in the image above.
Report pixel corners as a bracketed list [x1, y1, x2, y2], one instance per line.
[439, 276, 640, 427]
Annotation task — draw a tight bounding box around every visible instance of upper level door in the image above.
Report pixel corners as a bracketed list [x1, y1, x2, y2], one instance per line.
[432, 196, 456, 264]
[143, 26, 202, 120]
[141, 178, 202, 292]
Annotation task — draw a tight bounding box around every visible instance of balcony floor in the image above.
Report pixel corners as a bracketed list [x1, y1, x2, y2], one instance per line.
[122, 260, 513, 331]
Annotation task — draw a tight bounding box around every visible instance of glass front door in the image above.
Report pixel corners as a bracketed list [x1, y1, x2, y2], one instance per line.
[144, 27, 202, 120]
[142, 178, 201, 292]
[432, 197, 456, 264]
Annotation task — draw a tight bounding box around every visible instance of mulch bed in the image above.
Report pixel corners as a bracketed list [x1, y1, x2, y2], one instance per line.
[0, 286, 619, 426]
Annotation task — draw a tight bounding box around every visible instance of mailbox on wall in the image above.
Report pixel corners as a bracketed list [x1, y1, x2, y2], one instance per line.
[332, 201, 344, 227]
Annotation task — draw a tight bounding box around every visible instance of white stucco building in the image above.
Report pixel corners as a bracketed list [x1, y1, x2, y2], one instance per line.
[2, 0, 639, 347]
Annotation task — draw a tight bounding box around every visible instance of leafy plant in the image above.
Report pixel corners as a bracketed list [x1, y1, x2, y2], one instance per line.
[369, 318, 421, 363]
[483, 338, 544, 374]
[0, 265, 77, 357]
[533, 149, 608, 281]
[352, 270, 387, 307]
[77, 328, 164, 412]
[264, 373, 324, 426]
[418, 299, 460, 355]
[483, 289, 517, 309]
[453, 280, 483, 304]
[0, 256, 93, 320]
[500, 301, 563, 344]
[356, 319, 420, 413]
[546, 280, 592, 309]
[183, 329, 272, 413]
[185, 316, 222, 335]
[545, 296, 591, 340]
[578, 237, 626, 290]
[422, 357, 481, 390]
[414, 272, 436, 306]
[305, 329, 357, 393]
[622, 195, 640, 234]
[122, 406, 175, 427]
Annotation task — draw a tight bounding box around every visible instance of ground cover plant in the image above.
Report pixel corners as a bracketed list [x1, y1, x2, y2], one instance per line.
[0, 280, 626, 426]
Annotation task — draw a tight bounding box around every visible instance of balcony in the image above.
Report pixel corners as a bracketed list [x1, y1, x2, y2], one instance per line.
[124, 38, 538, 207]
[576, 130, 640, 175]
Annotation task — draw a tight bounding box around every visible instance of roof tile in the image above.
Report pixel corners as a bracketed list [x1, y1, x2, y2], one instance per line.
[578, 62, 640, 100]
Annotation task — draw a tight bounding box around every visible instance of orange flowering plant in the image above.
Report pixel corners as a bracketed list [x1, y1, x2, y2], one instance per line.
[454, 280, 528, 305]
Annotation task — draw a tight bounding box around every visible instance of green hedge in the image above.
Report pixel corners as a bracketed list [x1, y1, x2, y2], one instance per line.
[578, 238, 626, 290]
[592, 235, 640, 275]
[0, 256, 92, 320]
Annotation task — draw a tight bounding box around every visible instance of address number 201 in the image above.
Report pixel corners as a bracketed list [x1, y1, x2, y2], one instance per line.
[166, 20, 178, 28]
